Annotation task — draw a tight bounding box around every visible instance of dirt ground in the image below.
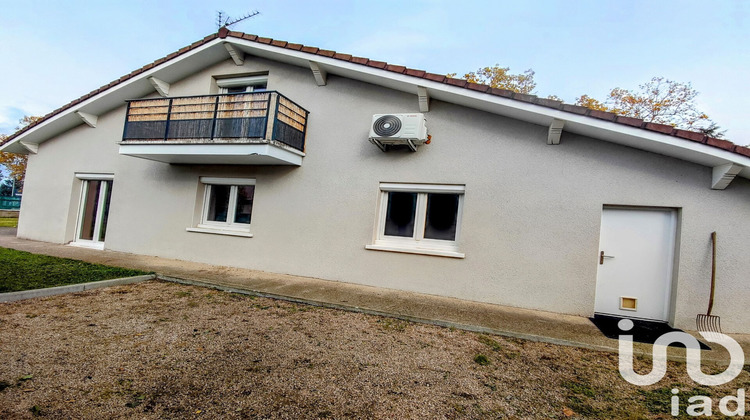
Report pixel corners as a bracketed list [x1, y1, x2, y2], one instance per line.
[0, 281, 747, 419]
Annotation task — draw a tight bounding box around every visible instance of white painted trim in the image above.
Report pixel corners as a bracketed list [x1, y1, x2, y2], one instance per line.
[309, 61, 327, 86]
[199, 177, 256, 186]
[148, 77, 170, 97]
[68, 241, 105, 250]
[711, 163, 743, 190]
[365, 244, 464, 259]
[186, 227, 253, 238]
[547, 119, 565, 145]
[75, 172, 115, 180]
[215, 75, 268, 88]
[76, 111, 98, 128]
[417, 86, 429, 112]
[19, 141, 38, 154]
[379, 183, 465, 194]
[223, 42, 245, 66]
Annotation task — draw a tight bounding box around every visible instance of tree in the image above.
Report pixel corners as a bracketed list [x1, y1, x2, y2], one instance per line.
[0, 116, 42, 185]
[448, 65, 537, 94]
[575, 77, 724, 137]
[0, 178, 14, 196]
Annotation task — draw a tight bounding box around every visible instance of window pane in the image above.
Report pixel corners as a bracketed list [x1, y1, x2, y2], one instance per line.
[234, 185, 255, 224]
[424, 193, 459, 241]
[226, 86, 247, 94]
[384, 192, 417, 237]
[98, 181, 113, 242]
[207, 185, 231, 222]
[79, 180, 101, 240]
[251, 83, 267, 92]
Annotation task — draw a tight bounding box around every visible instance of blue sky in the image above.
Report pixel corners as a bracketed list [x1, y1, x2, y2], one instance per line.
[0, 0, 748, 144]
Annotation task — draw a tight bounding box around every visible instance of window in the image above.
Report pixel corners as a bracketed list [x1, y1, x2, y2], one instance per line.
[216, 75, 268, 94]
[366, 183, 465, 258]
[186, 177, 255, 237]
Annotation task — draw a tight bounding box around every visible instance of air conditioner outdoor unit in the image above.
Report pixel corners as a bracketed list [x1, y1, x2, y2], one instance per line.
[369, 113, 428, 152]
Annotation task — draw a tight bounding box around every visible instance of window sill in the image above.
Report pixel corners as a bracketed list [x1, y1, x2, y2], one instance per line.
[186, 227, 253, 238]
[365, 243, 465, 259]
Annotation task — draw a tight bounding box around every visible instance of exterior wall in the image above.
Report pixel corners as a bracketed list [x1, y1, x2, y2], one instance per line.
[17, 57, 750, 332]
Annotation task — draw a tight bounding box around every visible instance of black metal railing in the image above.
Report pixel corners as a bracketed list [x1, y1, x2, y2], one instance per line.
[122, 91, 308, 152]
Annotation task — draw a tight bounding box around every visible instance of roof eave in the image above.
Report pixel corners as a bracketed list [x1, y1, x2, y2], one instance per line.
[2, 33, 747, 183]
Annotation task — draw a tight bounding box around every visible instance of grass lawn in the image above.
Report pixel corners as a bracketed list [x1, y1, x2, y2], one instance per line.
[0, 281, 748, 419]
[0, 247, 149, 293]
[0, 218, 18, 228]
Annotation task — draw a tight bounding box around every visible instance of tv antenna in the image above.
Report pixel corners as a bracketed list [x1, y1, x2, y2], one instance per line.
[216, 10, 260, 29]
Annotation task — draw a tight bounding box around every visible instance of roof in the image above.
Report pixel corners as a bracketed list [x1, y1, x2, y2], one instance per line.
[1, 28, 748, 182]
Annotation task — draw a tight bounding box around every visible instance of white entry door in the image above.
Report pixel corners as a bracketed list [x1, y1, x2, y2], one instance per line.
[594, 207, 677, 321]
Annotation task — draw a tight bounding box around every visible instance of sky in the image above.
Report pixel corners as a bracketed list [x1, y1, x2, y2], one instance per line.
[0, 0, 748, 145]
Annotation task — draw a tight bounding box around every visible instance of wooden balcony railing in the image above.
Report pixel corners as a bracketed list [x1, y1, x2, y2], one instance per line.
[122, 91, 308, 152]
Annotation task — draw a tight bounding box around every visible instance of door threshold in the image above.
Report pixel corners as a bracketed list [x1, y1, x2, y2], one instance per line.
[68, 241, 105, 250]
[590, 314, 710, 349]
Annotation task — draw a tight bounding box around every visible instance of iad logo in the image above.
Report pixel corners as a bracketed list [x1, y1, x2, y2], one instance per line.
[617, 319, 746, 416]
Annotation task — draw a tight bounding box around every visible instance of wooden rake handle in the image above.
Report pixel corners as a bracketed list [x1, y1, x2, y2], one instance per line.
[707, 231, 717, 316]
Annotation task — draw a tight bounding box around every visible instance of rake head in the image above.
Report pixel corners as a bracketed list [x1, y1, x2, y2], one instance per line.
[696, 313, 722, 335]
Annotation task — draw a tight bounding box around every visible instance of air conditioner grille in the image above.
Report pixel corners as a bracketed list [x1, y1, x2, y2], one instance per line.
[372, 115, 402, 137]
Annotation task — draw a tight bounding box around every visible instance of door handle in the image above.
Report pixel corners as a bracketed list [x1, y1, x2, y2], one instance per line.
[600, 251, 615, 265]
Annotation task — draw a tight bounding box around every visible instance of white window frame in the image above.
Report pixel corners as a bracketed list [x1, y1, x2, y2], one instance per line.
[217, 75, 268, 93]
[186, 177, 255, 238]
[366, 183, 465, 258]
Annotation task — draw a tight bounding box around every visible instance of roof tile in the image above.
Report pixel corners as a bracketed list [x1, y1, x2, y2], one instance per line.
[317, 49, 336, 58]
[350, 57, 368, 65]
[256, 37, 272, 44]
[588, 109, 617, 121]
[271, 40, 288, 48]
[561, 104, 589, 115]
[242, 34, 258, 41]
[534, 98, 563, 109]
[513, 92, 537, 104]
[301, 46, 319, 54]
[446, 78, 468, 87]
[706, 137, 735, 151]
[614, 115, 643, 127]
[489, 88, 515, 98]
[735, 146, 750, 157]
[644, 122, 675, 135]
[466, 82, 489, 93]
[423, 72, 446, 82]
[333, 53, 352, 61]
[405, 69, 426, 77]
[286, 43, 303, 50]
[385, 64, 406, 74]
[674, 129, 707, 143]
[366, 60, 387, 69]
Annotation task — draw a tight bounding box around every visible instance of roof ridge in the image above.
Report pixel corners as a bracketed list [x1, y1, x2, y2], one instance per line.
[3, 30, 749, 160]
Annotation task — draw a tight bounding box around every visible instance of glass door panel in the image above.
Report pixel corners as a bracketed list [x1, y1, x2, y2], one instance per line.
[77, 179, 113, 246]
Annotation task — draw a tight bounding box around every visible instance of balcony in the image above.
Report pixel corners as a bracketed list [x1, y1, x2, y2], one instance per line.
[119, 91, 309, 165]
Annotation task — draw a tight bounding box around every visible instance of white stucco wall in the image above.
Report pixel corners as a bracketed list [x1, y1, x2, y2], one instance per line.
[17, 57, 750, 333]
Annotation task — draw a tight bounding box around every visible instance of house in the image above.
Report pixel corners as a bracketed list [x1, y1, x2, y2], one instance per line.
[2, 28, 749, 333]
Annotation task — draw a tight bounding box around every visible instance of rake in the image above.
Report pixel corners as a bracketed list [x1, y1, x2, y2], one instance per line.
[696, 231, 722, 334]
